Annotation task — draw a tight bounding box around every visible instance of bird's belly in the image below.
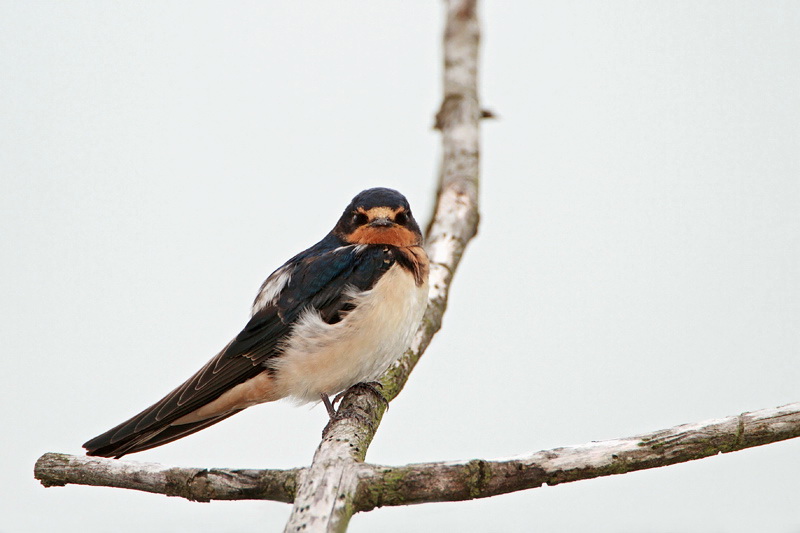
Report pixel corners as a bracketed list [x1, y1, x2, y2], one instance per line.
[270, 264, 428, 403]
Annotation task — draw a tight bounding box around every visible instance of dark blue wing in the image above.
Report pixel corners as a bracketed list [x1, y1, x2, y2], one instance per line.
[84, 239, 395, 457]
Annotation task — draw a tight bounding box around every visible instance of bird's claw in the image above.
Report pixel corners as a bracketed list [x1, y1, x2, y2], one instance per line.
[332, 381, 388, 410]
[321, 382, 388, 437]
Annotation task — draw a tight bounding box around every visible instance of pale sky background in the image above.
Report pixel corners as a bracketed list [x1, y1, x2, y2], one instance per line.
[2, 2, 799, 532]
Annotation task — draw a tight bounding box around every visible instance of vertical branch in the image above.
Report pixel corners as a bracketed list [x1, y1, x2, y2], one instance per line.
[282, 1, 482, 531]
[384, 0, 481, 403]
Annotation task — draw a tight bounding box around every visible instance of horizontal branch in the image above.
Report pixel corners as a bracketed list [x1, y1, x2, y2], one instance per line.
[34, 453, 298, 503]
[353, 402, 800, 510]
[37, 402, 800, 508]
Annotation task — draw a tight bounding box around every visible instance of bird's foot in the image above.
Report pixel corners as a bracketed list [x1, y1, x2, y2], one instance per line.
[320, 382, 388, 437]
[332, 381, 389, 410]
[320, 393, 337, 419]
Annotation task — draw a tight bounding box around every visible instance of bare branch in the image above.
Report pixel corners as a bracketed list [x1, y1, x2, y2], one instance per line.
[354, 402, 800, 510]
[34, 452, 298, 503]
[28, 2, 800, 529]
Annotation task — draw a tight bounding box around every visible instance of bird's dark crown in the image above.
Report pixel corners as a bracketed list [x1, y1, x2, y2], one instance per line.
[348, 187, 410, 212]
[333, 188, 422, 247]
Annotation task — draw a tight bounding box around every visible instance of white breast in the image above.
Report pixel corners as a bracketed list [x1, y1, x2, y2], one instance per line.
[269, 264, 428, 403]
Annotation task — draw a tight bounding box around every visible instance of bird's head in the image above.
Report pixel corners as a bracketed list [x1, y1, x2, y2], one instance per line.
[333, 188, 423, 247]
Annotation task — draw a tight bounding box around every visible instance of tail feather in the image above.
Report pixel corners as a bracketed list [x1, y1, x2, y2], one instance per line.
[83, 411, 241, 458]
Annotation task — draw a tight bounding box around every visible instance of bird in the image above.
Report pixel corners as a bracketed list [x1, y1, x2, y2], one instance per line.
[83, 187, 429, 458]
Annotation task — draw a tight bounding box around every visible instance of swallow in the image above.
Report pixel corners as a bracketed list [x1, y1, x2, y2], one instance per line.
[83, 187, 429, 458]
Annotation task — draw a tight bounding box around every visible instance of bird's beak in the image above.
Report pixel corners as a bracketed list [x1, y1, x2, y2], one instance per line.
[368, 217, 394, 228]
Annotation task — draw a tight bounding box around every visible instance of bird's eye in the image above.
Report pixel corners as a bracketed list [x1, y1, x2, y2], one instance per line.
[395, 211, 409, 225]
[352, 213, 369, 225]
